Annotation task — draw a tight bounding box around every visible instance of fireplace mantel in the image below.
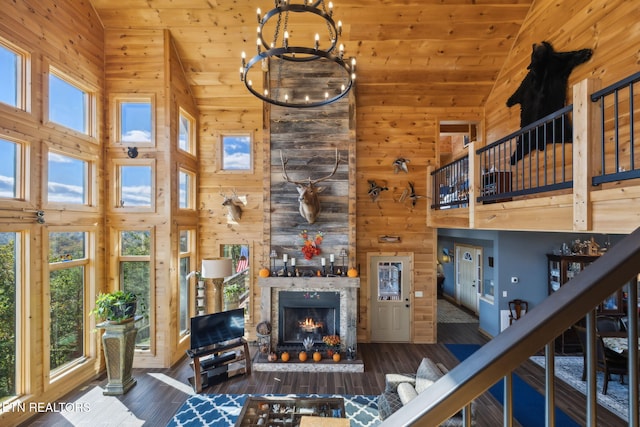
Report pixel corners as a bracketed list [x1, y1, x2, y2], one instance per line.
[258, 277, 360, 354]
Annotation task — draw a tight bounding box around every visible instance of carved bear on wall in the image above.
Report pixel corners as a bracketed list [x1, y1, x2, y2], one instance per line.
[507, 41, 593, 164]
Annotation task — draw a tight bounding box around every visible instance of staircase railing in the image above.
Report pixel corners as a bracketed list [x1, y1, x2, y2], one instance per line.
[380, 226, 640, 426]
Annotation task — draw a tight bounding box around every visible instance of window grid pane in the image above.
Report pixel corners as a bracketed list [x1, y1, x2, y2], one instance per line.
[178, 170, 192, 209]
[178, 112, 193, 153]
[48, 73, 87, 134]
[0, 232, 18, 399]
[120, 102, 152, 143]
[179, 256, 190, 334]
[121, 261, 150, 350]
[49, 265, 85, 371]
[0, 44, 19, 107]
[222, 135, 251, 170]
[47, 152, 87, 204]
[0, 138, 18, 198]
[119, 165, 152, 208]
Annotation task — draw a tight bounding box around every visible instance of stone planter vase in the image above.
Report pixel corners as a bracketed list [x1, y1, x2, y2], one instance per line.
[98, 318, 139, 395]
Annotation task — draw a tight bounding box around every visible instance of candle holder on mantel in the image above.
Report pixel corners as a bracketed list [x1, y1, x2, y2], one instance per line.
[339, 249, 347, 276]
[269, 250, 277, 276]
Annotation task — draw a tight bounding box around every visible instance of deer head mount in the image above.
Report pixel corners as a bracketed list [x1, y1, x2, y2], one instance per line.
[221, 190, 245, 223]
[280, 149, 341, 224]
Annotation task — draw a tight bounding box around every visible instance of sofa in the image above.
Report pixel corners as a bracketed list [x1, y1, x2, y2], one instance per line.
[377, 357, 476, 426]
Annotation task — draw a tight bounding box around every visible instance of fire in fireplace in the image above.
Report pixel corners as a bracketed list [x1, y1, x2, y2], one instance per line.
[278, 291, 340, 346]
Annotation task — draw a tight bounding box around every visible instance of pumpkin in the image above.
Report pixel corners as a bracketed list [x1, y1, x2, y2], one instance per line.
[281, 351, 290, 362]
[299, 351, 308, 362]
[259, 268, 271, 278]
[313, 351, 322, 362]
[347, 268, 358, 278]
[333, 353, 341, 362]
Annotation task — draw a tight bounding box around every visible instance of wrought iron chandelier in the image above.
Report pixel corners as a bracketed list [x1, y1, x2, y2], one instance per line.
[240, 0, 356, 108]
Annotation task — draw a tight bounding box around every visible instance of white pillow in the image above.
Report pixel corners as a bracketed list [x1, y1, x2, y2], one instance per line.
[397, 382, 419, 405]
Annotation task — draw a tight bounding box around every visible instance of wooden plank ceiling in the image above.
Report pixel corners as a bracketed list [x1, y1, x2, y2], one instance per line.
[90, 0, 533, 111]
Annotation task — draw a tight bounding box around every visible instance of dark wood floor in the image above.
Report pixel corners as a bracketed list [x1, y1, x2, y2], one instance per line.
[23, 314, 626, 426]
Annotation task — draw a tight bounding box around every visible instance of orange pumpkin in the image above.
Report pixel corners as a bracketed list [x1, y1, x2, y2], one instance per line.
[299, 351, 308, 362]
[313, 351, 322, 362]
[281, 351, 290, 362]
[347, 268, 358, 278]
[333, 353, 341, 362]
[259, 268, 271, 278]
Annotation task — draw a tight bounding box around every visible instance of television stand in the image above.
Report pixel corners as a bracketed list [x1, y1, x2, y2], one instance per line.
[186, 338, 251, 392]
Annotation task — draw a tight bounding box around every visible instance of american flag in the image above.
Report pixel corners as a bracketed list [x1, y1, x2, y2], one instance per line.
[236, 245, 249, 272]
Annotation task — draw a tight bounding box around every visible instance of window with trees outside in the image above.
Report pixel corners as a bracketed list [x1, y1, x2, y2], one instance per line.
[48, 69, 91, 135]
[178, 229, 195, 336]
[120, 230, 152, 350]
[0, 232, 19, 401]
[48, 231, 89, 375]
[0, 39, 27, 110]
[178, 108, 195, 154]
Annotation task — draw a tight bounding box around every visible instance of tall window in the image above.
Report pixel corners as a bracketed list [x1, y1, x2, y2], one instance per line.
[0, 138, 22, 199]
[48, 70, 90, 134]
[220, 134, 252, 171]
[0, 40, 27, 109]
[119, 230, 151, 350]
[49, 231, 88, 373]
[178, 108, 195, 154]
[178, 168, 195, 209]
[0, 232, 18, 400]
[47, 151, 88, 205]
[118, 99, 152, 144]
[178, 229, 195, 336]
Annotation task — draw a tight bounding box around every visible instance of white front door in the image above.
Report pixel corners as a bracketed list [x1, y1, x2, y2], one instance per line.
[455, 244, 481, 313]
[369, 255, 412, 342]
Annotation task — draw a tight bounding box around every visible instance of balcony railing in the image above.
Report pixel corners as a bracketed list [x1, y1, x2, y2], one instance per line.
[591, 71, 640, 186]
[431, 72, 640, 210]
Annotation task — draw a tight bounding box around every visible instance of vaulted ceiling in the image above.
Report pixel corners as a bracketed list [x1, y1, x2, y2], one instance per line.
[90, 0, 533, 111]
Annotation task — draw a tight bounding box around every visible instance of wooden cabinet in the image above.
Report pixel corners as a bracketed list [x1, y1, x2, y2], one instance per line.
[186, 338, 251, 392]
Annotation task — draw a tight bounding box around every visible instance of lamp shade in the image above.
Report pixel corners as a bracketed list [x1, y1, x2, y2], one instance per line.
[201, 258, 233, 279]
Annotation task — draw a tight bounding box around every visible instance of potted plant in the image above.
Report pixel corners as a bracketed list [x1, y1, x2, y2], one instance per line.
[91, 290, 138, 324]
[223, 282, 244, 310]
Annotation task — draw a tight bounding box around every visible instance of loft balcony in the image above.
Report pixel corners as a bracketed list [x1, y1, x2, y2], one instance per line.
[429, 72, 640, 234]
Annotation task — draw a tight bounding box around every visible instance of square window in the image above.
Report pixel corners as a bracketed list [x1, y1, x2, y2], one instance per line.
[221, 134, 252, 171]
[178, 109, 195, 154]
[0, 43, 21, 108]
[117, 164, 153, 208]
[119, 100, 152, 144]
[47, 152, 88, 205]
[48, 71, 89, 134]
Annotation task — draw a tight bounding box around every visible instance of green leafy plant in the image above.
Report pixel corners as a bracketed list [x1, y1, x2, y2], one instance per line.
[223, 282, 244, 300]
[90, 290, 138, 323]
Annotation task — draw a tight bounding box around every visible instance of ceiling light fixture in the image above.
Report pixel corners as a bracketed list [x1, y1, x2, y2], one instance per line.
[240, 0, 356, 108]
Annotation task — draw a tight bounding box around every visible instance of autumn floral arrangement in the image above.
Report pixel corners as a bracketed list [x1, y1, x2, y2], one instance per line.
[299, 230, 323, 260]
[322, 335, 341, 348]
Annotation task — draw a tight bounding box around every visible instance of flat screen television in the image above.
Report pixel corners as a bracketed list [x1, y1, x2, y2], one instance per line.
[190, 308, 245, 351]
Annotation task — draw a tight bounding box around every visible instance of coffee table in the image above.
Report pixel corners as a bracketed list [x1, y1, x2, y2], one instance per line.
[235, 396, 345, 426]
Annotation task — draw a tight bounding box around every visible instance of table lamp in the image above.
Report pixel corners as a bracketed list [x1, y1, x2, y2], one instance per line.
[201, 258, 233, 312]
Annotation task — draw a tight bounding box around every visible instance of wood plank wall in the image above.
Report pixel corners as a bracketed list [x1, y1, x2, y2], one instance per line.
[485, 0, 640, 147]
[0, 1, 105, 425]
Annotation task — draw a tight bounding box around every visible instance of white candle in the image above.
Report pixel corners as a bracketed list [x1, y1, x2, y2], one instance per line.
[291, 258, 296, 266]
[283, 254, 288, 262]
[330, 254, 335, 262]
[321, 257, 326, 266]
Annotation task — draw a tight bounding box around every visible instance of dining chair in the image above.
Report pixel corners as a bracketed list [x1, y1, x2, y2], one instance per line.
[573, 325, 627, 395]
[596, 315, 622, 332]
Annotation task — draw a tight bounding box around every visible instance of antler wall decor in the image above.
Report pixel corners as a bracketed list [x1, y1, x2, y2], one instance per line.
[280, 149, 341, 224]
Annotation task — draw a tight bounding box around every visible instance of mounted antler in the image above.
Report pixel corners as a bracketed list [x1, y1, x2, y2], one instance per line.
[221, 189, 244, 222]
[280, 149, 341, 224]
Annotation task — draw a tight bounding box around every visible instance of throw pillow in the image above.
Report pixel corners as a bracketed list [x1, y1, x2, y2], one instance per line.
[415, 358, 441, 393]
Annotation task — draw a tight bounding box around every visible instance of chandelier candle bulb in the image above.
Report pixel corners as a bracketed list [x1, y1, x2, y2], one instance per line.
[256, 8, 261, 23]
[314, 33, 319, 50]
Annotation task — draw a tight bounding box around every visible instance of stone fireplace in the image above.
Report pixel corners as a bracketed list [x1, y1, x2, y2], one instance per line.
[258, 277, 360, 357]
[278, 291, 340, 346]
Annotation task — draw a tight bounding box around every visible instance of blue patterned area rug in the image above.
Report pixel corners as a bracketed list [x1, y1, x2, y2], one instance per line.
[167, 394, 380, 427]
